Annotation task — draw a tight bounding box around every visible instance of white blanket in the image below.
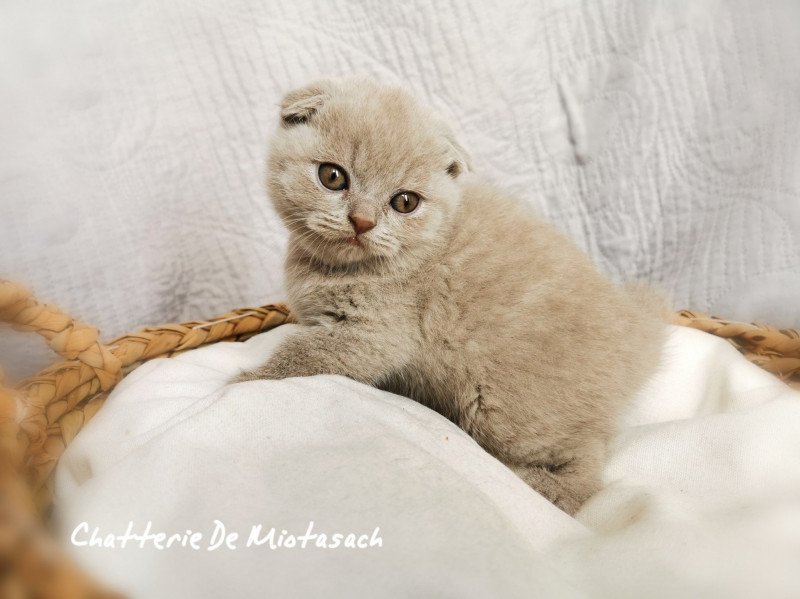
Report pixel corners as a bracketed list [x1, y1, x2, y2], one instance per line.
[2, 0, 799, 379]
[53, 325, 800, 599]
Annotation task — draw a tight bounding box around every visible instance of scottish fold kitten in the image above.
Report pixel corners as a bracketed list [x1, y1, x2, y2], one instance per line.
[238, 78, 664, 514]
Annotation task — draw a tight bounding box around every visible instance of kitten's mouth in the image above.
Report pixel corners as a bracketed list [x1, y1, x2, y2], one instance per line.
[344, 236, 363, 247]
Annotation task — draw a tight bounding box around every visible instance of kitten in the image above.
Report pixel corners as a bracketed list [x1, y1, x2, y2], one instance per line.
[238, 78, 665, 515]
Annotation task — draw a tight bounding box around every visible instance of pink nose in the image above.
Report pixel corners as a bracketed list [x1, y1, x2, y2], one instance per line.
[349, 214, 376, 235]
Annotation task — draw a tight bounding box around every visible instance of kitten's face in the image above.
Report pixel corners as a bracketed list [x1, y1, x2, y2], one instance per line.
[267, 79, 469, 269]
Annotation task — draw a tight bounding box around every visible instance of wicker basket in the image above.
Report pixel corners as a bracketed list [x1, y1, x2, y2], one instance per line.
[0, 279, 798, 597]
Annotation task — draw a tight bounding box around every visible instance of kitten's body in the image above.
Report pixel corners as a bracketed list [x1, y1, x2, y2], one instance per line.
[240, 79, 664, 514]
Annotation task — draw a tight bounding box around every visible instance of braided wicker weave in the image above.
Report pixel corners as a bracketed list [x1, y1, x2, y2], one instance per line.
[0, 279, 797, 597]
[0, 280, 292, 598]
[674, 310, 800, 387]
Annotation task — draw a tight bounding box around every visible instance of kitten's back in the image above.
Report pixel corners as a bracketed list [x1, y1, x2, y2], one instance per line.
[413, 180, 665, 435]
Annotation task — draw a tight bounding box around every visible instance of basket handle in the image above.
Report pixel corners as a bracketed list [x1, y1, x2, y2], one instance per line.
[0, 280, 121, 389]
[0, 285, 124, 597]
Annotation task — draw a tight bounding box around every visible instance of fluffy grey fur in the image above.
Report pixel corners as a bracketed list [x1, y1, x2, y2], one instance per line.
[237, 78, 665, 514]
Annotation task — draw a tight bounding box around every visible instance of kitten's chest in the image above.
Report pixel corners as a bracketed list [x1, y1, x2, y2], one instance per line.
[285, 274, 389, 326]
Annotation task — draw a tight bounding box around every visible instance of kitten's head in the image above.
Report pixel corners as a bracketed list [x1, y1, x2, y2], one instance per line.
[267, 78, 470, 270]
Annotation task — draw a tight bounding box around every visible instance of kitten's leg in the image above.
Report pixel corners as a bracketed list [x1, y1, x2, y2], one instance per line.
[509, 443, 604, 516]
[459, 386, 605, 515]
[232, 325, 409, 385]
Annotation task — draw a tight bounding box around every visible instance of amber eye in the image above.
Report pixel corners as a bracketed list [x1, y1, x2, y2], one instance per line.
[318, 163, 348, 191]
[389, 191, 420, 214]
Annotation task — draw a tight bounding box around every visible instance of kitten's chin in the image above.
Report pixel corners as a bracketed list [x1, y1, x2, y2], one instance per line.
[295, 232, 377, 267]
[332, 237, 375, 264]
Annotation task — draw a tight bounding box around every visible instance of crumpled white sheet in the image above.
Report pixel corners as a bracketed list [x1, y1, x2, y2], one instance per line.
[1, 0, 799, 379]
[53, 324, 800, 599]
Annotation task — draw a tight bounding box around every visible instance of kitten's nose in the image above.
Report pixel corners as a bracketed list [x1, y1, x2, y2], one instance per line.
[348, 214, 376, 235]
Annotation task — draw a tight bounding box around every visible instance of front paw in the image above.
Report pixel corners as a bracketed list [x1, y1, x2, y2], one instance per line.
[229, 333, 335, 385]
[229, 363, 286, 385]
[229, 370, 260, 384]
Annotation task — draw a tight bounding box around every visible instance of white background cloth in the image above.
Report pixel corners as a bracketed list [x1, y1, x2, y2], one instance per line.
[54, 325, 800, 598]
[1, 0, 799, 377]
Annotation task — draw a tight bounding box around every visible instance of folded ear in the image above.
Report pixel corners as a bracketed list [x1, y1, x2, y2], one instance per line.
[279, 82, 331, 126]
[444, 130, 472, 178]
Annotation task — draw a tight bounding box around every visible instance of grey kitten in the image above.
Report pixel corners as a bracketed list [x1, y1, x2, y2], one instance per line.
[238, 78, 665, 515]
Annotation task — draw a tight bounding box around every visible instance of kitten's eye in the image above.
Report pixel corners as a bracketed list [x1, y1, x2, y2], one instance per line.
[389, 191, 420, 214]
[318, 163, 348, 191]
